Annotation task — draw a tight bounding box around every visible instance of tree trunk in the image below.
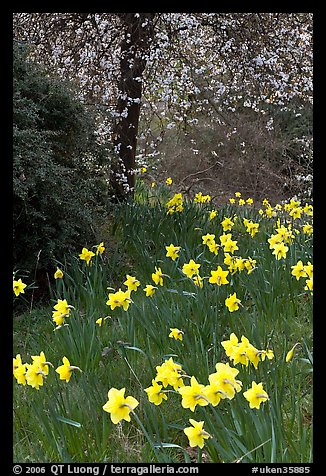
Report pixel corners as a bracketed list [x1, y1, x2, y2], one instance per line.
[111, 13, 156, 200]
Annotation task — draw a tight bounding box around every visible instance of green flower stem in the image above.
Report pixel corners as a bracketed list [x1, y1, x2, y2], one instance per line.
[131, 410, 161, 461]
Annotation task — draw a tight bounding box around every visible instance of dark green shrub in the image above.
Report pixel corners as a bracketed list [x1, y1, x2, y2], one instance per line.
[13, 42, 110, 283]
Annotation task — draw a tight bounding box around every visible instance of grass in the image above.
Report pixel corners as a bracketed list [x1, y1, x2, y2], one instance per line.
[13, 179, 313, 463]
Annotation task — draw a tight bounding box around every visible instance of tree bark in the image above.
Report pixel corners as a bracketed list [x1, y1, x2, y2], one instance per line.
[111, 13, 156, 200]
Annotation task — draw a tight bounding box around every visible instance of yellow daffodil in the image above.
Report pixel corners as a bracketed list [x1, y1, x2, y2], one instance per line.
[166, 193, 183, 214]
[13, 278, 27, 297]
[221, 216, 235, 232]
[106, 289, 132, 311]
[79, 247, 95, 265]
[96, 242, 105, 255]
[103, 387, 139, 424]
[209, 209, 217, 220]
[244, 257, 256, 274]
[244, 220, 259, 238]
[202, 233, 215, 246]
[155, 357, 184, 390]
[52, 299, 72, 326]
[184, 419, 211, 449]
[209, 266, 229, 286]
[272, 242, 289, 260]
[25, 362, 47, 390]
[152, 267, 164, 286]
[225, 292, 241, 312]
[178, 376, 209, 412]
[289, 207, 303, 219]
[13, 354, 27, 385]
[55, 356, 82, 382]
[144, 284, 157, 297]
[123, 274, 141, 292]
[286, 343, 300, 363]
[291, 261, 307, 280]
[31, 351, 52, 376]
[169, 328, 184, 341]
[193, 275, 204, 288]
[304, 262, 313, 278]
[165, 244, 181, 261]
[243, 381, 269, 409]
[219, 233, 232, 246]
[303, 203, 313, 216]
[208, 241, 220, 255]
[96, 316, 110, 326]
[305, 277, 313, 292]
[144, 379, 168, 405]
[208, 362, 242, 400]
[54, 268, 64, 279]
[223, 238, 239, 254]
[166, 177, 173, 185]
[182, 259, 200, 279]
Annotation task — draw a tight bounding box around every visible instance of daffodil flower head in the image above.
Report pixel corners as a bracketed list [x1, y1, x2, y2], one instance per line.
[103, 387, 139, 424]
[155, 357, 184, 390]
[13, 354, 27, 385]
[25, 361, 47, 390]
[208, 362, 242, 400]
[184, 419, 211, 449]
[169, 328, 184, 341]
[143, 284, 157, 297]
[31, 351, 53, 376]
[165, 244, 181, 261]
[55, 356, 82, 382]
[54, 268, 64, 279]
[225, 292, 241, 312]
[182, 259, 200, 279]
[209, 266, 229, 286]
[144, 379, 168, 405]
[291, 261, 307, 280]
[79, 247, 95, 265]
[96, 316, 110, 326]
[106, 289, 132, 311]
[123, 274, 141, 292]
[219, 233, 232, 246]
[193, 275, 204, 288]
[243, 381, 269, 409]
[223, 238, 239, 253]
[286, 343, 300, 363]
[202, 233, 216, 246]
[152, 267, 164, 286]
[13, 278, 27, 297]
[302, 223, 313, 235]
[304, 277, 313, 292]
[272, 242, 289, 260]
[96, 242, 105, 255]
[221, 216, 235, 232]
[178, 376, 209, 411]
[221, 332, 239, 358]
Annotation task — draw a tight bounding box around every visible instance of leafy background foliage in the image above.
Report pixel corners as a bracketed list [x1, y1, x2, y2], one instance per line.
[13, 42, 110, 279]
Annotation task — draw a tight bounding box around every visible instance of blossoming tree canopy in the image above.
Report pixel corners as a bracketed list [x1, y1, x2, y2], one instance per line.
[13, 13, 313, 199]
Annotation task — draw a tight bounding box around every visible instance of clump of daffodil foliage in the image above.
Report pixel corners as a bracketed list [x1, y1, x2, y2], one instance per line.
[13, 181, 312, 464]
